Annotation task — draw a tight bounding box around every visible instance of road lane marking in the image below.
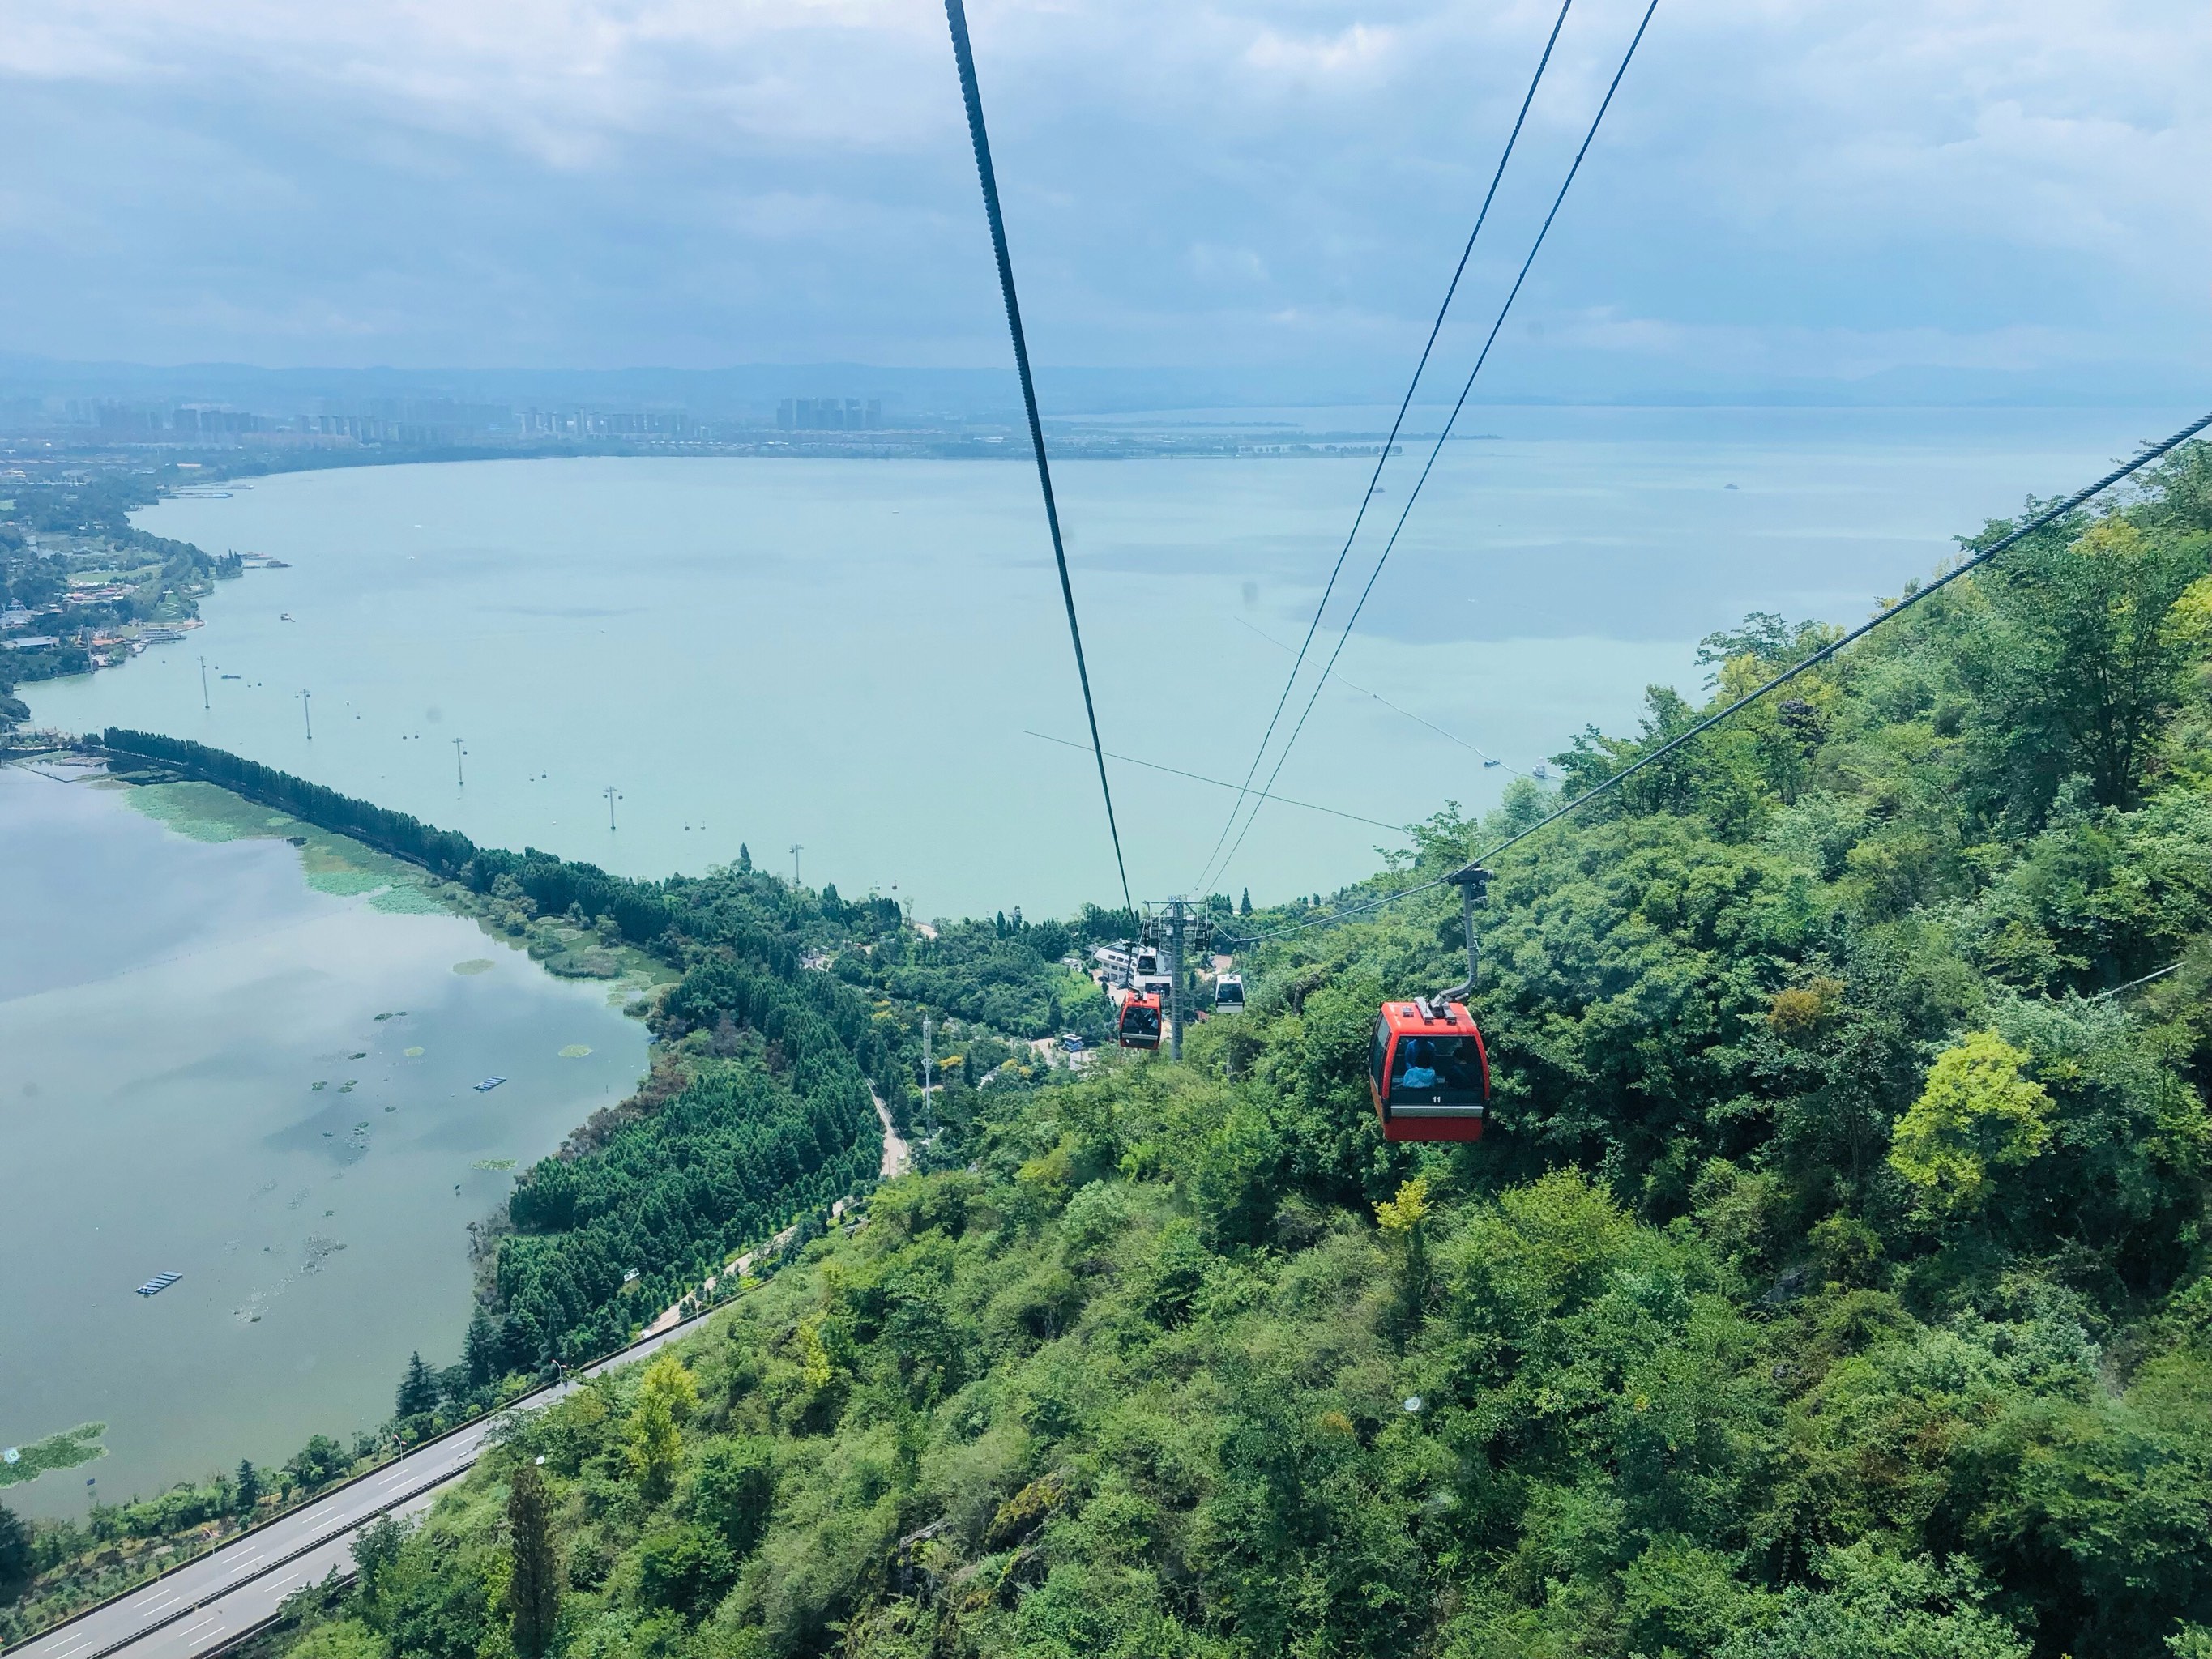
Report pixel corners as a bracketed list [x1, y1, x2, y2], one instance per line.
[29, 1302, 745, 1659]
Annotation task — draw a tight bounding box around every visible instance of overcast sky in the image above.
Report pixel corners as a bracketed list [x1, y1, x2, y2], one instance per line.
[5, 0, 2209, 399]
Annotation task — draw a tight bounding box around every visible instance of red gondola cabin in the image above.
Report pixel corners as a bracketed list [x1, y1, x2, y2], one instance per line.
[1117, 992, 1163, 1051]
[1368, 998, 1489, 1141]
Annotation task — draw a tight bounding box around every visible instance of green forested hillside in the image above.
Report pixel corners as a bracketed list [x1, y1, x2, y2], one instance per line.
[99, 448, 2212, 1657]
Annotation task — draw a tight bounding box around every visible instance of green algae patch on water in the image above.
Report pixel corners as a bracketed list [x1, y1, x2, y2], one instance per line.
[125, 779, 290, 843]
[558, 1044, 593, 1059]
[122, 780, 449, 911]
[300, 865, 387, 898]
[453, 959, 496, 975]
[369, 882, 449, 915]
[0, 1422, 105, 1488]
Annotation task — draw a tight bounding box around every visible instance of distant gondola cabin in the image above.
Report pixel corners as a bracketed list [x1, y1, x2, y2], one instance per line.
[1368, 999, 1488, 1141]
[1118, 992, 1163, 1051]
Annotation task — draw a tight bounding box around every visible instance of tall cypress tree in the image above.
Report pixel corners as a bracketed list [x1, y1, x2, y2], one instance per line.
[464, 1310, 501, 1389]
[506, 1461, 560, 1659]
[0, 1503, 32, 1605]
[395, 1351, 438, 1418]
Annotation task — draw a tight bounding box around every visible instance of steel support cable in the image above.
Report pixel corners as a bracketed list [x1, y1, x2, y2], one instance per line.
[1205, 0, 1659, 896]
[2087, 962, 2184, 1001]
[1187, 0, 1576, 894]
[1234, 614, 1531, 774]
[1023, 728, 1411, 831]
[1223, 407, 2212, 947]
[944, 0, 1132, 912]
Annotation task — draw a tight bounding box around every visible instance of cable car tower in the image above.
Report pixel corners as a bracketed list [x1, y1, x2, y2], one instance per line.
[1146, 897, 1213, 1061]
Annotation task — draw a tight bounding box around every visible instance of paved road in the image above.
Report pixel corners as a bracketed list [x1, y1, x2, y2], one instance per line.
[10, 1311, 717, 1659]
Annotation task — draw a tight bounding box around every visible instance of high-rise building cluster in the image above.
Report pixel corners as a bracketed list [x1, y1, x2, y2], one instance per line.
[777, 398, 881, 431]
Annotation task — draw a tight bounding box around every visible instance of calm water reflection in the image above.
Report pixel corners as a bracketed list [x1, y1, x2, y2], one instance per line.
[0, 768, 647, 1516]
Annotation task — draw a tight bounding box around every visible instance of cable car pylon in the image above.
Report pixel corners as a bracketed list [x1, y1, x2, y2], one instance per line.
[1154, 897, 1210, 1061]
[1108, 898, 1213, 1058]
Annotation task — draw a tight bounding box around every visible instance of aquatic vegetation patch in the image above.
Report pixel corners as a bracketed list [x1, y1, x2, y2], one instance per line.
[0, 1422, 105, 1488]
[301, 868, 388, 898]
[543, 948, 622, 979]
[368, 882, 447, 915]
[452, 959, 496, 976]
[123, 781, 288, 843]
[557, 1044, 593, 1059]
[119, 779, 454, 914]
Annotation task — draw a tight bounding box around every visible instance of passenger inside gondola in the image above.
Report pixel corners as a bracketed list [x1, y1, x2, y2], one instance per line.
[1399, 1039, 1439, 1089]
[1390, 1034, 1480, 1097]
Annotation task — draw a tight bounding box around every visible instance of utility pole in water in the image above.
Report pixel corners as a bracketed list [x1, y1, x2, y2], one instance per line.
[198, 655, 210, 710]
[298, 689, 312, 740]
[790, 843, 803, 887]
[453, 738, 466, 787]
[604, 786, 621, 830]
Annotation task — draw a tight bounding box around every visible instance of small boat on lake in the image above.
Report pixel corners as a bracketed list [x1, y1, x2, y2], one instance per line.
[474, 1077, 507, 1092]
[136, 1271, 183, 1297]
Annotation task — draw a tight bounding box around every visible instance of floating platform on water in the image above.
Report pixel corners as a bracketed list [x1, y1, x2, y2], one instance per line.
[474, 1077, 507, 1092]
[136, 1271, 183, 1297]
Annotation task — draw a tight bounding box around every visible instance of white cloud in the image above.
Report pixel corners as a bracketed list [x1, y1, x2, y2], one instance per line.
[1, 0, 2206, 379]
[1242, 21, 1396, 80]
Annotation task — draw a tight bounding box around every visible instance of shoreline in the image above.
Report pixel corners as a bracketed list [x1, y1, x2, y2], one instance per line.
[0, 761, 656, 1525]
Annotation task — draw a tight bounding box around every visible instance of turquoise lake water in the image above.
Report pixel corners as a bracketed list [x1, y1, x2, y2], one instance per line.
[23, 404, 2192, 917]
[0, 769, 648, 1516]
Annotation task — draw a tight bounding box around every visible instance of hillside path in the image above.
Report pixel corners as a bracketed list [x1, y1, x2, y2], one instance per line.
[873, 1089, 911, 1179]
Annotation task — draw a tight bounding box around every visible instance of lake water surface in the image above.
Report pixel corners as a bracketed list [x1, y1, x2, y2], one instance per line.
[23, 404, 2193, 917]
[0, 768, 648, 1516]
